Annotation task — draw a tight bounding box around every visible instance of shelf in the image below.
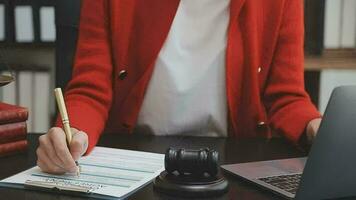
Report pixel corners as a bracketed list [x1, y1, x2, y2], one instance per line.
[0, 43, 55, 49]
[305, 49, 356, 71]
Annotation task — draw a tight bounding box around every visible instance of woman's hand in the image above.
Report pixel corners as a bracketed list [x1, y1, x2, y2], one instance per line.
[306, 118, 322, 143]
[36, 127, 88, 174]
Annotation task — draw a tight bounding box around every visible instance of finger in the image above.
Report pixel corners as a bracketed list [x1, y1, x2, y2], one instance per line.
[48, 128, 77, 172]
[38, 135, 64, 168]
[37, 157, 66, 174]
[36, 148, 66, 174]
[70, 131, 88, 161]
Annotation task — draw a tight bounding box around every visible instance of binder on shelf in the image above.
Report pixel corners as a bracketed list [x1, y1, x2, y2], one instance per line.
[0, 0, 56, 44]
[35, 0, 56, 44]
[33, 71, 50, 132]
[324, 0, 356, 49]
[39, 6, 55, 42]
[341, 0, 356, 48]
[0, 3, 5, 41]
[324, 0, 342, 49]
[14, 5, 34, 42]
[10, 0, 43, 44]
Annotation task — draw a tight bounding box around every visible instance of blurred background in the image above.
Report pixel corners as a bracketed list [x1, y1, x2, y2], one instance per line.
[0, 0, 355, 133]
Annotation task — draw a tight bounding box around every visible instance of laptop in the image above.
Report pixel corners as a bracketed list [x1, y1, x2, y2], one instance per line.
[222, 86, 356, 200]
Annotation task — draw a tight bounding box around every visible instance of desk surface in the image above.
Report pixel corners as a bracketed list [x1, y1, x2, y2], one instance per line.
[0, 133, 307, 200]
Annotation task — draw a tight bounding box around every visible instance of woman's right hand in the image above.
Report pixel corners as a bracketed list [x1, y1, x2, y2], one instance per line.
[36, 127, 88, 174]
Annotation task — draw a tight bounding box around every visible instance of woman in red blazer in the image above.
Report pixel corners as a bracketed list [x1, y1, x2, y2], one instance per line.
[37, 0, 321, 174]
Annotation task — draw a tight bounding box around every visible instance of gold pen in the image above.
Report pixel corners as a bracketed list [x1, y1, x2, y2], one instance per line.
[54, 88, 80, 176]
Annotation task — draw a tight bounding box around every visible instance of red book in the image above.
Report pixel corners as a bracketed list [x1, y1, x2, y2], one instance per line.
[0, 103, 28, 125]
[0, 140, 28, 157]
[0, 122, 27, 144]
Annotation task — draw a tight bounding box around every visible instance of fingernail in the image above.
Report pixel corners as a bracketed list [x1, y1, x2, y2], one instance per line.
[69, 167, 78, 173]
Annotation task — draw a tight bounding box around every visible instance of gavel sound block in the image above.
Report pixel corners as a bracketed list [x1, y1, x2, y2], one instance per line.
[153, 148, 229, 197]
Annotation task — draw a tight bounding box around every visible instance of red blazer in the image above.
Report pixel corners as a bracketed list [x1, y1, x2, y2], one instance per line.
[61, 0, 320, 152]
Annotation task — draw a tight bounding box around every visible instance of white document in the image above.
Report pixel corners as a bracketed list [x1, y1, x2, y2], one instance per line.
[14, 6, 34, 42]
[0, 4, 5, 41]
[0, 147, 165, 199]
[40, 6, 56, 42]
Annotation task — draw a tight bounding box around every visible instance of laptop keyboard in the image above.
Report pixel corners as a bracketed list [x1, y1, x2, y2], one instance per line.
[258, 173, 301, 195]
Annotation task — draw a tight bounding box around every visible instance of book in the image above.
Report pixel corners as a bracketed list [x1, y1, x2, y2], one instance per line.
[0, 103, 28, 125]
[0, 122, 27, 144]
[0, 140, 27, 157]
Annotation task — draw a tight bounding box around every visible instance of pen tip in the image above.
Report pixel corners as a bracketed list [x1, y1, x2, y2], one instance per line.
[75, 161, 81, 177]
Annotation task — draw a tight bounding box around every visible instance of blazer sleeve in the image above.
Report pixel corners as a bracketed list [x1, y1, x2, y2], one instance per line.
[263, 0, 321, 144]
[56, 0, 113, 153]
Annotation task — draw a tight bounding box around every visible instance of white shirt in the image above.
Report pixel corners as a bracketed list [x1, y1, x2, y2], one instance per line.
[135, 0, 230, 137]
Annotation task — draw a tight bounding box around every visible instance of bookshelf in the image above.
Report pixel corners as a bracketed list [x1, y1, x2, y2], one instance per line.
[0, 0, 56, 45]
[0, 0, 55, 133]
[304, 0, 356, 71]
[303, 0, 356, 110]
[0, 0, 355, 131]
[304, 49, 356, 109]
[305, 49, 356, 71]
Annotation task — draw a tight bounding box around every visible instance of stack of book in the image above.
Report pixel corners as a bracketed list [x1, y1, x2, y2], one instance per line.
[0, 102, 28, 157]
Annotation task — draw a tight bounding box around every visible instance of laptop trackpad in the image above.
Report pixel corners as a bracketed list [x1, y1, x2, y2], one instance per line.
[222, 157, 307, 179]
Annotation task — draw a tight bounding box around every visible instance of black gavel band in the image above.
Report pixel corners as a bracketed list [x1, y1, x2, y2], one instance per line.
[165, 148, 219, 177]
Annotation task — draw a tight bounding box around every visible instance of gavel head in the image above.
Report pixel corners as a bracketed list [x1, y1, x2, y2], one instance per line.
[165, 148, 219, 177]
